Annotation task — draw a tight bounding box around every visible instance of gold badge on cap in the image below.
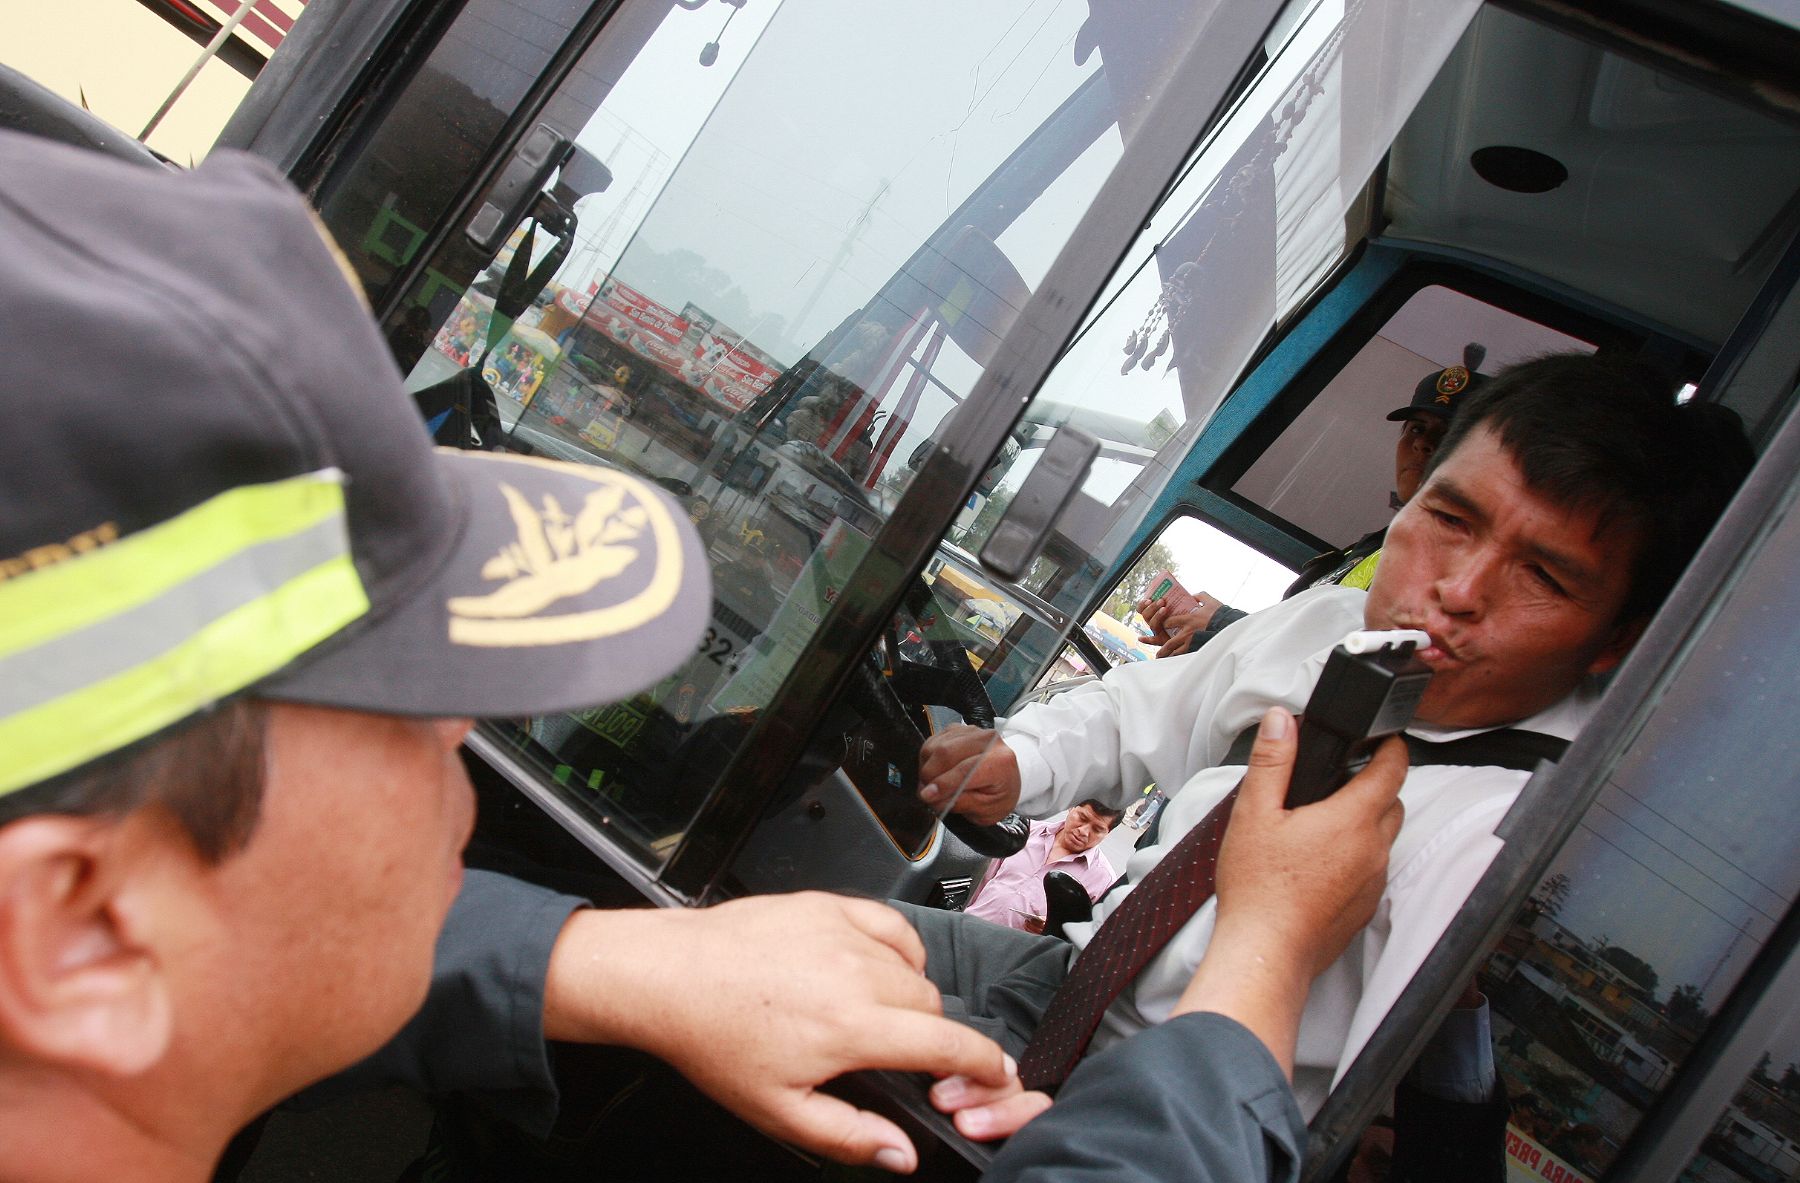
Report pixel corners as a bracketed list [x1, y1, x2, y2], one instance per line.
[449, 465, 683, 647]
[1435, 365, 1470, 402]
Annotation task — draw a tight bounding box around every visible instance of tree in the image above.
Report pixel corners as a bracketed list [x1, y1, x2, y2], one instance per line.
[1104, 541, 1179, 621]
[1535, 872, 1573, 920]
[1665, 983, 1708, 1030]
[1752, 1051, 1774, 1088]
[1599, 945, 1659, 996]
[1779, 1063, 1800, 1099]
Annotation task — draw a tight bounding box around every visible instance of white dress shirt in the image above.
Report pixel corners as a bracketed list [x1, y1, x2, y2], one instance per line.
[1002, 586, 1597, 1116]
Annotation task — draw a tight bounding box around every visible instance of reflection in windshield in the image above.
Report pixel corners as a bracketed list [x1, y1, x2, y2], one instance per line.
[396, 0, 1143, 870]
[386, 0, 1484, 886]
[960, 0, 1480, 625]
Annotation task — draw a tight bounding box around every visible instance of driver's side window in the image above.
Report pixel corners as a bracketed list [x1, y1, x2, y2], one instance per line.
[1032, 514, 1293, 698]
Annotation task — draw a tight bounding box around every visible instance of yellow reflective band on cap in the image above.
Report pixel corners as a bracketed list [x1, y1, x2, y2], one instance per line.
[0, 473, 369, 797]
[0, 471, 352, 661]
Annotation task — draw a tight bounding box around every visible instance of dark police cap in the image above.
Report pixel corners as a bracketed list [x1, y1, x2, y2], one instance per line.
[0, 131, 710, 796]
[1387, 342, 1488, 422]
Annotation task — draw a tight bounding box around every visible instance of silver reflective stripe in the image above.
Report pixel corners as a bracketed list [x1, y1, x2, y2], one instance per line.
[0, 513, 352, 717]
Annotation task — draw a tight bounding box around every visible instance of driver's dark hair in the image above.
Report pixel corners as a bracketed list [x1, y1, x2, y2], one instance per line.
[1076, 797, 1124, 827]
[0, 698, 267, 863]
[1429, 353, 1754, 623]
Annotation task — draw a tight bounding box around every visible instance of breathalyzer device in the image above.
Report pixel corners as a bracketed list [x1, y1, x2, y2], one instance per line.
[1286, 629, 1432, 808]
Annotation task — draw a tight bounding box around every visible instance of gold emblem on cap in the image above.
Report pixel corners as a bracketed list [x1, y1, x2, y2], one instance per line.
[1435, 365, 1470, 400]
[448, 461, 683, 647]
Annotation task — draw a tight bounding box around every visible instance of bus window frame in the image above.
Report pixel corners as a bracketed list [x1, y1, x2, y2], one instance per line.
[1199, 258, 1692, 557]
[1610, 902, 1800, 1180]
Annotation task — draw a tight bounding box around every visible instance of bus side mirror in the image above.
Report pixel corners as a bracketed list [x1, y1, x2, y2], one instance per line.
[550, 145, 612, 207]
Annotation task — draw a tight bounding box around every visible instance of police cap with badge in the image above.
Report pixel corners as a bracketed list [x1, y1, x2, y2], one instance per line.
[1388, 342, 1488, 423]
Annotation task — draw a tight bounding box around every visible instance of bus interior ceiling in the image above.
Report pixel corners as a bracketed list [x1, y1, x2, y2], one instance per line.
[1379, 6, 1800, 357]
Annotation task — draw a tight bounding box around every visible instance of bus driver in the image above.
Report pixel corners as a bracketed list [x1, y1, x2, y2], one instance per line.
[917, 354, 1753, 1113]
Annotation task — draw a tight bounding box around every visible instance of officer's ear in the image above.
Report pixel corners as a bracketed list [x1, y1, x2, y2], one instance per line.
[0, 812, 177, 1075]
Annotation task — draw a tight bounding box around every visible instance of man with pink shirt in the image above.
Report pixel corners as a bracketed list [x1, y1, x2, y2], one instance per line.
[965, 799, 1122, 932]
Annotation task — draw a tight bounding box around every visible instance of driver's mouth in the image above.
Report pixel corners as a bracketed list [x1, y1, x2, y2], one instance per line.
[1416, 633, 1462, 666]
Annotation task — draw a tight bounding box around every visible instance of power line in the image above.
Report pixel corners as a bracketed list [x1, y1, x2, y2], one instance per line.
[1587, 797, 1784, 929]
[1568, 818, 1769, 942]
[1606, 782, 1794, 906]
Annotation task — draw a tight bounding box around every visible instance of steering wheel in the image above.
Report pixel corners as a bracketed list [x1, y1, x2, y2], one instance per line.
[842, 579, 1030, 859]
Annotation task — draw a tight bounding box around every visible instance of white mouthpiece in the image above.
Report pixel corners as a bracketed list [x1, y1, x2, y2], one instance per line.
[1342, 628, 1432, 655]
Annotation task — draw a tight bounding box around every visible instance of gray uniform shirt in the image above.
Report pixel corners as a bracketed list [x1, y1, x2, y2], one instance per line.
[987, 1011, 1306, 1182]
[324, 872, 1311, 1181]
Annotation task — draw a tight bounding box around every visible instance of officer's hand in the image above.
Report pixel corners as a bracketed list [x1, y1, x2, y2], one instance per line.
[543, 893, 1015, 1174]
[917, 723, 1021, 823]
[1170, 707, 1406, 1077]
[1213, 708, 1406, 979]
[929, 1070, 1052, 1142]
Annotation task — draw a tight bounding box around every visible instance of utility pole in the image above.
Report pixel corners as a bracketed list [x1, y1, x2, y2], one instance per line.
[142, 1, 257, 141]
